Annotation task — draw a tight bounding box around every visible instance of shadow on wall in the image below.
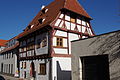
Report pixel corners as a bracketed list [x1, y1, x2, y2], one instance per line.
[57, 61, 71, 80]
[88, 31, 120, 80]
[88, 31, 120, 63]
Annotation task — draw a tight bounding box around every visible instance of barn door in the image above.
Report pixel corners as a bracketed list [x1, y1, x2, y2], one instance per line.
[81, 55, 110, 80]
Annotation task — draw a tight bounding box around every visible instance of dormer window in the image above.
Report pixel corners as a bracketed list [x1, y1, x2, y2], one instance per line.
[31, 25, 34, 28]
[41, 5, 45, 10]
[28, 25, 31, 29]
[42, 8, 48, 14]
[27, 25, 34, 30]
[38, 18, 45, 24]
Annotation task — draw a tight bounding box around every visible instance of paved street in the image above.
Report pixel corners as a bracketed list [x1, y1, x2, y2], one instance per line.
[0, 74, 22, 80]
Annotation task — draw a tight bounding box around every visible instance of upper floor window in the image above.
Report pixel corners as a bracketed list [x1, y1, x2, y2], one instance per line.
[27, 45, 34, 51]
[38, 18, 45, 24]
[70, 17, 76, 23]
[56, 37, 63, 47]
[42, 8, 48, 14]
[36, 37, 47, 49]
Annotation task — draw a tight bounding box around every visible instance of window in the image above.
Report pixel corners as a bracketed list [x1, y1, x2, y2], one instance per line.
[39, 64, 46, 75]
[38, 18, 45, 24]
[24, 62, 26, 69]
[42, 8, 48, 14]
[24, 71, 26, 78]
[7, 53, 8, 59]
[27, 45, 34, 50]
[11, 64, 13, 74]
[9, 64, 10, 74]
[31, 37, 34, 42]
[21, 62, 23, 69]
[9, 53, 11, 59]
[36, 39, 41, 49]
[11, 52, 14, 58]
[56, 37, 63, 47]
[70, 17, 76, 23]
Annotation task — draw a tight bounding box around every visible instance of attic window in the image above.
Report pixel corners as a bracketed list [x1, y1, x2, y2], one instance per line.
[38, 18, 45, 24]
[41, 5, 45, 10]
[28, 25, 34, 29]
[42, 9, 48, 14]
[28, 25, 31, 29]
[31, 25, 34, 28]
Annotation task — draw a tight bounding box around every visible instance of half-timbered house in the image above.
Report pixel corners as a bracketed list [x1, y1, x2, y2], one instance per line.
[17, 0, 95, 80]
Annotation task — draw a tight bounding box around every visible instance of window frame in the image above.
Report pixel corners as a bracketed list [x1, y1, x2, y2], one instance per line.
[56, 37, 63, 47]
[38, 63, 46, 75]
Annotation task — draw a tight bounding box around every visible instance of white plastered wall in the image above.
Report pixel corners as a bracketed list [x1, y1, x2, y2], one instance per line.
[53, 30, 68, 54]
[35, 32, 48, 55]
[52, 57, 71, 80]
[68, 33, 79, 54]
[20, 59, 50, 80]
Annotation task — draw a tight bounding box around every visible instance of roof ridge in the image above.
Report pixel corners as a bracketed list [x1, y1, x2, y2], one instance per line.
[63, 0, 91, 19]
[76, 0, 92, 18]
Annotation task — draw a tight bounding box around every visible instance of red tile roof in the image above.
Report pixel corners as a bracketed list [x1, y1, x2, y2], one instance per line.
[0, 42, 19, 54]
[0, 39, 8, 47]
[17, 0, 91, 39]
[64, 0, 91, 18]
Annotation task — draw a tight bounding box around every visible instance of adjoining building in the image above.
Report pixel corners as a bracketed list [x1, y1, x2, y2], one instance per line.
[0, 37, 19, 77]
[0, 39, 8, 52]
[71, 30, 120, 80]
[17, 0, 95, 80]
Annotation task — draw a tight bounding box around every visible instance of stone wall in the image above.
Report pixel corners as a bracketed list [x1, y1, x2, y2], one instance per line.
[71, 30, 120, 80]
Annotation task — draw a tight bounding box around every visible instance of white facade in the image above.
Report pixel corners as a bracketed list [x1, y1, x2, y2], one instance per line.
[52, 57, 71, 80]
[20, 59, 50, 80]
[0, 51, 18, 76]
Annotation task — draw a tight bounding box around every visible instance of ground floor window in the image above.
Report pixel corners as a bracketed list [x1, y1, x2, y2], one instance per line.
[21, 62, 23, 69]
[9, 64, 10, 74]
[38, 63, 46, 75]
[24, 62, 26, 69]
[24, 71, 26, 78]
[11, 64, 13, 74]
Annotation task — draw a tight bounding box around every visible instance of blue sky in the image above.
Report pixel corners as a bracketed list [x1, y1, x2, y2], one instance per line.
[0, 0, 120, 40]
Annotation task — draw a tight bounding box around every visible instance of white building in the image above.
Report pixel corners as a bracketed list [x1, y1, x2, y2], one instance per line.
[0, 37, 19, 77]
[17, 0, 95, 80]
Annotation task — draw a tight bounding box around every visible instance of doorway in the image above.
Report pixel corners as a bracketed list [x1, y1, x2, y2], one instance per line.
[30, 61, 35, 78]
[81, 54, 110, 80]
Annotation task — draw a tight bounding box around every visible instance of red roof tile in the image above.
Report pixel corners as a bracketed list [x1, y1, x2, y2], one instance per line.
[64, 0, 91, 18]
[0, 39, 8, 47]
[17, 0, 91, 39]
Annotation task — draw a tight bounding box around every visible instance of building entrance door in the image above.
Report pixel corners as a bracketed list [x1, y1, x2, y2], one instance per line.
[81, 55, 110, 80]
[30, 61, 35, 78]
